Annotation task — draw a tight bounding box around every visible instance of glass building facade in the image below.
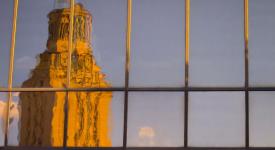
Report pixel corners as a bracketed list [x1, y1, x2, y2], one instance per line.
[0, 0, 275, 149]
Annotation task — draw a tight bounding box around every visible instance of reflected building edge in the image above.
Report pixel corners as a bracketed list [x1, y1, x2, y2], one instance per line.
[19, 3, 112, 147]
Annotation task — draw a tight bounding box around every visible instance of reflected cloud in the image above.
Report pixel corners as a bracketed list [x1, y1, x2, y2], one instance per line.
[139, 126, 155, 138]
[0, 101, 20, 135]
[138, 126, 155, 146]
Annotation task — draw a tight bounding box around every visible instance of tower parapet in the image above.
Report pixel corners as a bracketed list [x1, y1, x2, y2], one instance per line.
[47, 3, 92, 53]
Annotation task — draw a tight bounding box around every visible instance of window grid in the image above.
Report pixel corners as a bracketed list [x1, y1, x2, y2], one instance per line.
[0, 0, 275, 149]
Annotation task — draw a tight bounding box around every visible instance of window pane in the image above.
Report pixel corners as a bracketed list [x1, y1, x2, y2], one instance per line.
[0, 0, 13, 88]
[9, 92, 65, 147]
[128, 92, 184, 147]
[130, 0, 185, 87]
[13, 0, 69, 88]
[70, 0, 126, 88]
[189, 0, 244, 87]
[0, 93, 8, 146]
[189, 92, 245, 147]
[67, 92, 124, 147]
[10, 91, 123, 147]
[249, 0, 275, 86]
[250, 92, 275, 147]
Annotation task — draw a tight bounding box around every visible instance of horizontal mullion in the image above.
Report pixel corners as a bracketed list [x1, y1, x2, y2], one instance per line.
[0, 87, 125, 92]
[1, 147, 275, 150]
[1, 87, 275, 92]
[128, 148, 275, 150]
[0, 147, 123, 150]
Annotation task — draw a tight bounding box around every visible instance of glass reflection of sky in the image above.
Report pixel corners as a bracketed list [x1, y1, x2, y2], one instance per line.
[0, 0, 275, 147]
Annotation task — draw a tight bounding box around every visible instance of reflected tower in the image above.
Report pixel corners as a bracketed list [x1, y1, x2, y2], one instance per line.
[19, 2, 112, 147]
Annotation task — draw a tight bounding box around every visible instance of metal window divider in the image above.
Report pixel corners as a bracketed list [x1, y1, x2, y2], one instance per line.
[63, 0, 75, 148]
[123, 0, 132, 149]
[3, 87, 275, 92]
[244, 0, 250, 147]
[184, 0, 190, 147]
[4, 0, 19, 147]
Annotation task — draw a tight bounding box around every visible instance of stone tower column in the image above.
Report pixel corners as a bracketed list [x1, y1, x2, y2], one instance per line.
[19, 3, 112, 147]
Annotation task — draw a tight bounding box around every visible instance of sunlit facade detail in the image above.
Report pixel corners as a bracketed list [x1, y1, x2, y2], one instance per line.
[19, 3, 112, 147]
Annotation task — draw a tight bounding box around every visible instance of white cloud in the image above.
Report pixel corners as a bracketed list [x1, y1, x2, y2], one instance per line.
[0, 100, 20, 145]
[0, 101, 19, 135]
[139, 126, 155, 138]
[138, 126, 156, 146]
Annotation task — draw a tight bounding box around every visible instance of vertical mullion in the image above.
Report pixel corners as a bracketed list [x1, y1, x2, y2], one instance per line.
[4, 0, 19, 147]
[63, 0, 75, 148]
[244, 0, 249, 147]
[184, 0, 190, 147]
[123, 0, 132, 149]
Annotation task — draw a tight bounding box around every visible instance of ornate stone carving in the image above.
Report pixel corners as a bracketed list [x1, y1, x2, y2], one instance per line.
[19, 3, 112, 147]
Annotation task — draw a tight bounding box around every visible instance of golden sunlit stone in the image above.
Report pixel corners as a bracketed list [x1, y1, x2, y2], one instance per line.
[19, 3, 112, 147]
